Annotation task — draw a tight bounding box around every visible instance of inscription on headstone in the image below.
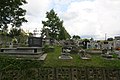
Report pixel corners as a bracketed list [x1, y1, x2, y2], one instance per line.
[28, 37, 42, 47]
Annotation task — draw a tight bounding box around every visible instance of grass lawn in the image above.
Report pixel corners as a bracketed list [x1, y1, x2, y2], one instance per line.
[0, 46, 120, 69]
[43, 46, 120, 68]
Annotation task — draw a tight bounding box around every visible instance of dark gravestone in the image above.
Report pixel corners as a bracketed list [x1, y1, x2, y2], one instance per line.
[50, 38, 54, 45]
[28, 37, 42, 47]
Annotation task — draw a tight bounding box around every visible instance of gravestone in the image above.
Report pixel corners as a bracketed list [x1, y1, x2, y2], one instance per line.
[28, 37, 42, 47]
[59, 47, 73, 59]
[0, 37, 44, 60]
[101, 49, 113, 59]
[79, 49, 91, 60]
[114, 50, 120, 59]
[9, 42, 13, 48]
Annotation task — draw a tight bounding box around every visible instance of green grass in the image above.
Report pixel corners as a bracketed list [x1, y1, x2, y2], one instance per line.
[1, 46, 120, 68]
[0, 55, 43, 70]
[43, 46, 120, 68]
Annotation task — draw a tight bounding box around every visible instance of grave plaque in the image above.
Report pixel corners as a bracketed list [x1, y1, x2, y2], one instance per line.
[28, 37, 42, 47]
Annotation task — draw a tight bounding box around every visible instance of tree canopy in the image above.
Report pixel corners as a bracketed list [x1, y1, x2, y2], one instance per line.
[0, 0, 27, 31]
[41, 9, 71, 40]
[9, 28, 21, 38]
[72, 35, 81, 40]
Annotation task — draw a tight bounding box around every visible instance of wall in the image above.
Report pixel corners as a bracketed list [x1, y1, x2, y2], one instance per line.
[0, 67, 120, 80]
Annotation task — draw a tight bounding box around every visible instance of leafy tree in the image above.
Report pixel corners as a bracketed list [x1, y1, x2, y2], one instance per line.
[82, 39, 90, 49]
[9, 28, 21, 38]
[28, 32, 33, 37]
[90, 37, 94, 41]
[59, 26, 71, 40]
[8, 28, 28, 45]
[17, 29, 28, 45]
[107, 38, 113, 41]
[72, 35, 80, 40]
[41, 9, 70, 40]
[0, 0, 27, 31]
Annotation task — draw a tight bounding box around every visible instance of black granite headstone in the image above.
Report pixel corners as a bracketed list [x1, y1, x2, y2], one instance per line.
[28, 37, 42, 47]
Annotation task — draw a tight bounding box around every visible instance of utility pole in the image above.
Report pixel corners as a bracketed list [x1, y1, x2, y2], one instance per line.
[105, 33, 107, 41]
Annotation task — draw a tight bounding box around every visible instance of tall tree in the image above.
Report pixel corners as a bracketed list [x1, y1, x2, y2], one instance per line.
[41, 9, 70, 40]
[0, 0, 27, 31]
[59, 26, 71, 40]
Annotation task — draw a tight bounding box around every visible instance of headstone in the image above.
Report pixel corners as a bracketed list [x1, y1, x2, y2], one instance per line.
[59, 47, 73, 59]
[28, 37, 42, 47]
[79, 50, 91, 60]
[9, 42, 13, 48]
[102, 49, 107, 54]
[101, 49, 113, 59]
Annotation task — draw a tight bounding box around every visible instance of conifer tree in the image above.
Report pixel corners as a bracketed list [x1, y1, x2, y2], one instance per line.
[41, 9, 70, 40]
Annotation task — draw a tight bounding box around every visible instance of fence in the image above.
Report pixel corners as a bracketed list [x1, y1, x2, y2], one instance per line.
[0, 67, 120, 80]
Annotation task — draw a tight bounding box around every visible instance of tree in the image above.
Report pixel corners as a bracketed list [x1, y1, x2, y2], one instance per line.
[41, 9, 70, 40]
[9, 28, 21, 38]
[107, 38, 113, 41]
[0, 0, 27, 31]
[28, 32, 33, 37]
[90, 37, 94, 41]
[17, 29, 28, 44]
[82, 39, 90, 49]
[72, 35, 80, 40]
[59, 26, 71, 40]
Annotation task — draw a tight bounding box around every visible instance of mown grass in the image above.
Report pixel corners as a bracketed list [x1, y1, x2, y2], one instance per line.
[0, 46, 120, 69]
[43, 46, 120, 68]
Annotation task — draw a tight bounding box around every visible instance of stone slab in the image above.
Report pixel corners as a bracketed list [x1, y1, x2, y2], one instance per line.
[0, 47, 43, 53]
[59, 55, 73, 60]
[38, 54, 47, 60]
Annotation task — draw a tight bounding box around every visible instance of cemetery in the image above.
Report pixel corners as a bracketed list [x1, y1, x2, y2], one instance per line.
[1, 44, 120, 80]
[1, 31, 120, 80]
[1, 1, 120, 79]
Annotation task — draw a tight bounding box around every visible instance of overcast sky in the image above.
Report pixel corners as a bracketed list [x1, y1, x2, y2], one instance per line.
[22, 0, 120, 40]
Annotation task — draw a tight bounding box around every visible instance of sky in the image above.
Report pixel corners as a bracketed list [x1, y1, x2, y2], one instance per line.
[22, 0, 120, 40]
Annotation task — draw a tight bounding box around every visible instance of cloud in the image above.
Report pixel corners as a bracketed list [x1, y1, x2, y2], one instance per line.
[21, 0, 120, 40]
[57, 0, 120, 39]
[95, 0, 120, 38]
[22, 0, 52, 32]
[59, 1, 97, 37]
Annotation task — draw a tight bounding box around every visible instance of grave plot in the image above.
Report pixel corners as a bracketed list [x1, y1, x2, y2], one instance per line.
[0, 37, 46, 60]
[0, 47, 44, 60]
[101, 49, 115, 60]
[59, 47, 73, 60]
[79, 49, 91, 60]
